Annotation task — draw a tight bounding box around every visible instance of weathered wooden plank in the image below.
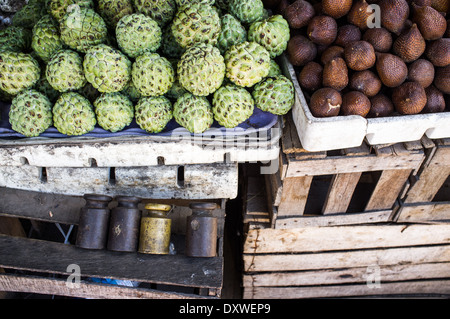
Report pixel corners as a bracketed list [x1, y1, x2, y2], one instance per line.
[404, 145, 450, 203]
[274, 210, 392, 229]
[243, 245, 450, 272]
[0, 235, 223, 289]
[285, 151, 424, 178]
[243, 262, 450, 287]
[0, 187, 84, 224]
[276, 176, 312, 217]
[0, 273, 211, 299]
[243, 279, 450, 299]
[0, 163, 239, 199]
[244, 225, 450, 254]
[322, 173, 362, 214]
[364, 169, 411, 211]
[396, 202, 450, 223]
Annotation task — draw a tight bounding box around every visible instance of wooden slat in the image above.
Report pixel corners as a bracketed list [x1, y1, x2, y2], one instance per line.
[365, 169, 411, 211]
[0, 273, 211, 299]
[396, 202, 450, 223]
[322, 172, 362, 214]
[243, 262, 450, 287]
[243, 225, 450, 254]
[277, 176, 313, 216]
[404, 144, 450, 203]
[274, 210, 392, 229]
[285, 151, 424, 178]
[0, 235, 223, 289]
[243, 245, 450, 272]
[243, 279, 450, 299]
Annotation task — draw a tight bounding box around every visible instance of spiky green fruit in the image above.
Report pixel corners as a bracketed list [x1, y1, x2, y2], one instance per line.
[132, 52, 174, 96]
[9, 89, 52, 137]
[212, 84, 254, 128]
[94, 92, 134, 132]
[252, 75, 294, 115]
[177, 43, 225, 96]
[53, 92, 96, 135]
[83, 44, 131, 93]
[135, 95, 173, 133]
[47, 0, 94, 21]
[228, 0, 264, 24]
[224, 41, 270, 87]
[0, 51, 40, 95]
[46, 49, 86, 92]
[0, 26, 31, 52]
[31, 15, 64, 63]
[173, 92, 213, 133]
[59, 5, 108, 53]
[248, 15, 290, 58]
[217, 14, 247, 55]
[12, 0, 46, 29]
[116, 13, 162, 58]
[171, 4, 221, 48]
[97, 0, 134, 30]
[132, 0, 176, 27]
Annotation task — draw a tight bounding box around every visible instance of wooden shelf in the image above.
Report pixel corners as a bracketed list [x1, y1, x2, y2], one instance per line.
[0, 235, 223, 289]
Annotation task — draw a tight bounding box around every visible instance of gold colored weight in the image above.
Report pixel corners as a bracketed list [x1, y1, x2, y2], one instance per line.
[138, 203, 172, 255]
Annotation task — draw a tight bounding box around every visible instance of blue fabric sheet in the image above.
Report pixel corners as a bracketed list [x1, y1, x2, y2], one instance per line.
[0, 101, 278, 139]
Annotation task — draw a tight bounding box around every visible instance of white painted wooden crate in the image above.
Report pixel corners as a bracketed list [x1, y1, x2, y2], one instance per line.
[280, 55, 450, 152]
[0, 122, 281, 167]
[0, 163, 239, 199]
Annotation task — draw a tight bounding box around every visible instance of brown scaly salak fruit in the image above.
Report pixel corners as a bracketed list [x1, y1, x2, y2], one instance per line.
[392, 81, 427, 114]
[379, 0, 410, 35]
[412, 3, 447, 40]
[341, 91, 371, 117]
[309, 87, 342, 117]
[393, 23, 426, 63]
[322, 0, 353, 19]
[375, 52, 408, 87]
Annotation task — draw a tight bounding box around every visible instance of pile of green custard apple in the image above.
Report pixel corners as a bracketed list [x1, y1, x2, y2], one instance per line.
[0, 0, 294, 137]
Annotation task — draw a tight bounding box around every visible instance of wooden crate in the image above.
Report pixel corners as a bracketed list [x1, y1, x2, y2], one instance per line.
[242, 223, 450, 299]
[265, 115, 426, 229]
[396, 138, 450, 223]
[0, 189, 225, 299]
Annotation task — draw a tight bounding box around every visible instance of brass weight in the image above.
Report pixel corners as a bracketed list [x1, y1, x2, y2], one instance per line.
[138, 203, 172, 255]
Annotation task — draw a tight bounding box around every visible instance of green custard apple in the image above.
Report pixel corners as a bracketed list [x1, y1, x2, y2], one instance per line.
[132, 0, 176, 27]
[173, 92, 213, 133]
[252, 75, 295, 115]
[46, 49, 86, 92]
[228, 0, 264, 24]
[97, 0, 134, 30]
[217, 14, 247, 55]
[83, 44, 131, 93]
[177, 43, 225, 96]
[53, 91, 96, 135]
[248, 15, 290, 58]
[31, 15, 65, 63]
[0, 26, 31, 52]
[94, 92, 134, 132]
[224, 41, 270, 87]
[59, 5, 108, 53]
[132, 52, 174, 96]
[135, 95, 173, 133]
[12, 0, 46, 29]
[47, 0, 94, 21]
[212, 84, 254, 128]
[0, 51, 40, 95]
[171, 4, 221, 48]
[116, 13, 162, 59]
[9, 89, 53, 137]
